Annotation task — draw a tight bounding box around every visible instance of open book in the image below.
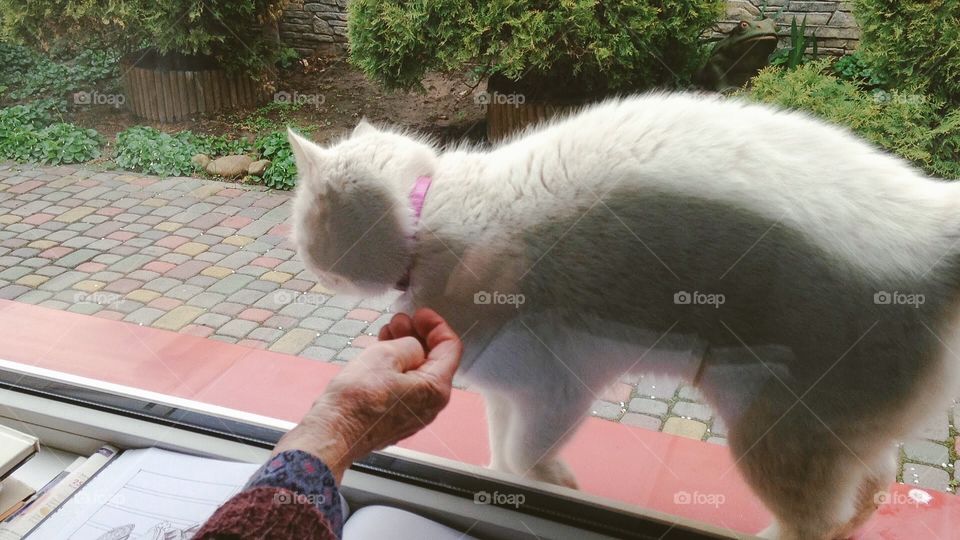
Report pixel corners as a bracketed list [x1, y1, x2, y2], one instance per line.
[24, 448, 259, 540]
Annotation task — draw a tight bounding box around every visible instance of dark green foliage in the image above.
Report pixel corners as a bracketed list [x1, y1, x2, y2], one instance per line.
[832, 50, 887, 90]
[769, 16, 818, 70]
[853, 0, 960, 106]
[746, 62, 960, 179]
[0, 42, 119, 103]
[0, 0, 289, 75]
[348, 0, 725, 92]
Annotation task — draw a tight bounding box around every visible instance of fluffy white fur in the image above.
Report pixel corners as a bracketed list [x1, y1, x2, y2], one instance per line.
[288, 93, 960, 540]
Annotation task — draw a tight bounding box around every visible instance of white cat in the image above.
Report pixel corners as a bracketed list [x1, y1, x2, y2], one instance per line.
[287, 93, 960, 540]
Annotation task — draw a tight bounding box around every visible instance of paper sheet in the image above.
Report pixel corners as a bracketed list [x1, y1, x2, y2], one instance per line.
[26, 448, 259, 540]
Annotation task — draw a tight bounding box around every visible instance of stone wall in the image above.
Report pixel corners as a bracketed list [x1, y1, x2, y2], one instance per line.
[724, 0, 860, 55]
[279, 0, 349, 56]
[279, 0, 861, 58]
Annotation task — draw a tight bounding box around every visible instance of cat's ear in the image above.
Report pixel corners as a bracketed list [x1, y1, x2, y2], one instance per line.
[287, 128, 328, 180]
[352, 117, 377, 137]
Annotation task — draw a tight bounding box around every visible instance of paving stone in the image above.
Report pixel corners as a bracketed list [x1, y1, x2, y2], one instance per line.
[635, 377, 681, 400]
[126, 289, 162, 304]
[300, 317, 334, 332]
[663, 417, 708, 440]
[195, 313, 232, 328]
[15, 290, 53, 304]
[269, 328, 317, 355]
[110, 254, 153, 273]
[202, 266, 234, 279]
[165, 284, 205, 301]
[208, 273, 254, 294]
[0, 284, 31, 299]
[218, 319, 259, 338]
[628, 398, 669, 417]
[56, 248, 98, 267]
[315, 333, 350, 350]
[672, 401, 713, 422]
[0, 266, 31, 281]
[143, 277, 182, 293]
[153, 306, 204, 330]
[314, 307, 347, 320]
[125, 307, 166, 325]
[38, 270, 86, 291]
[209, 335, 239, 344]
[903, 463, 951, 492]
[590, 401, 624, 420]
[329, 319, 368, 336]
[915, 412, 951, 441]
[301, 346, 337, 361]
[621, 413, 662, 431]
[249, 327, 283, 342]
[247, 280, 280, 292]
[326, 294, 360, 310]
[903, 441, 950, 466]
[67, 302, 103, 315]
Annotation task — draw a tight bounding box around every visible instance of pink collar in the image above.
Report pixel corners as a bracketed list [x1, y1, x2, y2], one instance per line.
[395, 175, 433, 291]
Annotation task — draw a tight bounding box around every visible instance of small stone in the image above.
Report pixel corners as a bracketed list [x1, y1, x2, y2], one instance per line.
[903, 463, 951, 492]
[247, 159, 271, 176]
[621, 413, 662, 431]
[590, 400, 624, 420]
[206, 155, 254, 178]
[628, 398, 669, 417]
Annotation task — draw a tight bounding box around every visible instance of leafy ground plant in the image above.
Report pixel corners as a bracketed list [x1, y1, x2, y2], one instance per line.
[0, 100, 101, 164]
[114, 126, 252, 177]
[253, 130, 299, 190]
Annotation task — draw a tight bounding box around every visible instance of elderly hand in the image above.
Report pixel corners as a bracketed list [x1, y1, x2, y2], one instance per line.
[273, 308, 462, 483]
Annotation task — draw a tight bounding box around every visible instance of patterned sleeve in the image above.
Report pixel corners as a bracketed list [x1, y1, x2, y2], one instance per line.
[194, 450, 345, 539]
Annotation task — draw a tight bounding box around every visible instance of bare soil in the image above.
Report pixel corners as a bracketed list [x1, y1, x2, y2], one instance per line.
[69, 55, 490, 154]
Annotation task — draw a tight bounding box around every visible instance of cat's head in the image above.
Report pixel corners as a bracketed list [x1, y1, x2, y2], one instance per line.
[288, 120, 438, 295]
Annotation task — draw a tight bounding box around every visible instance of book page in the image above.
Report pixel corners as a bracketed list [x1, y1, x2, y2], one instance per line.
[26, 448, 260, 540]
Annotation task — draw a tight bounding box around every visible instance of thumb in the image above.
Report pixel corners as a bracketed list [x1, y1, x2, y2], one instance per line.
[373, 336, 427, 373]
[416, 337, 462, 384]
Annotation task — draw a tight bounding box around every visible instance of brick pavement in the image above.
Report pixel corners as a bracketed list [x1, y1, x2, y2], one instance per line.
[0, 162, 955, 492]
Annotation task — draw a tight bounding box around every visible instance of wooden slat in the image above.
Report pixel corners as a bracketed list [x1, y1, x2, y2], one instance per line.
[184, 71, 198, 116]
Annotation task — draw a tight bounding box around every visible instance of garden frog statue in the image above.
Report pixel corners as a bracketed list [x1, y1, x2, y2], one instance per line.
[696, 17, 779, 92]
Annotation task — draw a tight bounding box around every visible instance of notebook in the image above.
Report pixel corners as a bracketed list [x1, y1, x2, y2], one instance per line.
[24, 448, 260, 539]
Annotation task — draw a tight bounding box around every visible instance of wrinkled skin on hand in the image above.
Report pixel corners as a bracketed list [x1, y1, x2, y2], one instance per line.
[273, 308, 463, 482]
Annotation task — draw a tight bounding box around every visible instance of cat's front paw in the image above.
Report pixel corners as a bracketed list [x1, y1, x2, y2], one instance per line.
[526, 459, 579, 489]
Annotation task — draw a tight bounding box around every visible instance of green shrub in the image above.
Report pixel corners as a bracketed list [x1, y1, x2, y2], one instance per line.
[853, 0, 960, 105]
[0, 42, 120, 102]
[746, 62, 960, 179]
[0, 0, 289, 75]
[0, 102, 101, 164]
[114, 126, 252, 177]
[254, 130, 298, 190]
[348, 0, 725, 92]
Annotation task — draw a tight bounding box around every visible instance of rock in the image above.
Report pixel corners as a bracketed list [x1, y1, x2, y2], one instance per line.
[248, 159, 271, 176]
[191, 154, 211, 169]
[205, 155, 254, 178]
